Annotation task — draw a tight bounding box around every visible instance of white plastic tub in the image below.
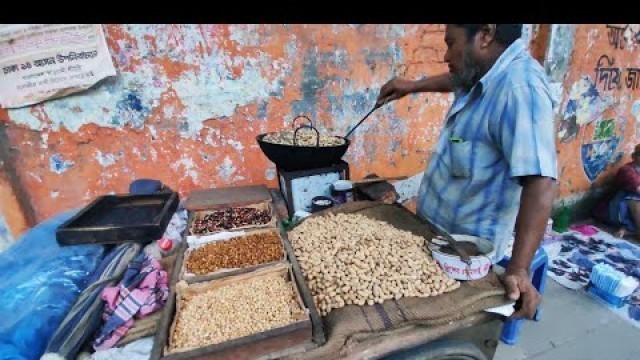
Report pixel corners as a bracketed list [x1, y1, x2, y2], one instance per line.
[427, 234, 496, 280]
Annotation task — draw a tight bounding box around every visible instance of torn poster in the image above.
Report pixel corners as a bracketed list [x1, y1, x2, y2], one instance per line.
[0, 24, 117, 108]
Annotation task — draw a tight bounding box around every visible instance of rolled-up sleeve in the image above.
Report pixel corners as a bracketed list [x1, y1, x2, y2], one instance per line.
[498, 83, 558, 180]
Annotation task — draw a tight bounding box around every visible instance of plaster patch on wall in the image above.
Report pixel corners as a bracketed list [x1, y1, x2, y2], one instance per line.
[217, 156, 237, 182]
[95, 151, 120, 167]
[393, 171, 425, 204]
[285, 39, 298, 60]
[566, 76, 614, 126]
[375, 25, 406, 39]
[172, 54, 282, 138]
[546, 25, 576, 82]
[265, 168, 276, 181]
[50, 154, 74, 174]
[227, 140, 244, 151]
[51, 191, 59, 198]
[40, 133, 49, 148]
[229, 24, 262, 47]
[171, 155, 199, 183]
[8, 68, 166, 132]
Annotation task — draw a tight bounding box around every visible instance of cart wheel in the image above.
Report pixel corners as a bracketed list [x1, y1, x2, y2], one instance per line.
[381, 339, 488, 360]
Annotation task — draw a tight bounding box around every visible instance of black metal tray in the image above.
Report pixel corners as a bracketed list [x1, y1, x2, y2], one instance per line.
[56, 191, 180, 245]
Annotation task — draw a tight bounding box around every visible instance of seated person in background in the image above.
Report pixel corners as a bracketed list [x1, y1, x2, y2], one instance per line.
[593, 144, 640, 238]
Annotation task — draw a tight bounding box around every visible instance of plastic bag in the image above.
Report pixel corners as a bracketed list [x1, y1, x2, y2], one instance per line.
[0, 210, 105, 360]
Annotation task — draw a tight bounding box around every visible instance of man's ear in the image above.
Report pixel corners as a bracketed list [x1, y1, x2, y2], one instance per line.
[478, 24, 497, 49]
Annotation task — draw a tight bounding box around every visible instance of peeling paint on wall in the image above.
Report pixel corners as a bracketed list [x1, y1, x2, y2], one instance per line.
[49, 154, 74, 174]
[171, 155, 199, 183]
[555, 24, 640, 198]
[0, 24, 526, 221]
[546, 25, 576, 82]
[570, 77, 614, 125]
[95, 151, 120, 167]
[217, 156, 239, 183]
[265, 168, 276, 181]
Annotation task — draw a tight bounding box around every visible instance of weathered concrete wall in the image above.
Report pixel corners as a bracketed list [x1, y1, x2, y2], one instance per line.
[0, 24, 456, 224]
[552, 24, 640, 205]
[3, 24, 637, 237]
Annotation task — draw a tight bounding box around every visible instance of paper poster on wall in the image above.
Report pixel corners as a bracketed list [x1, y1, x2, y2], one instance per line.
[0, 24, 117, 108]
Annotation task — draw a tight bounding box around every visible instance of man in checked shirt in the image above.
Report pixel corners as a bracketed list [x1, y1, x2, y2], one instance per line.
[377, 24, 558, 320]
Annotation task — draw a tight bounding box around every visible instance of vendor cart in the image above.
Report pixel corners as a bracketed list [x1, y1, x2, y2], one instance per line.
[149, 186, 509, 360]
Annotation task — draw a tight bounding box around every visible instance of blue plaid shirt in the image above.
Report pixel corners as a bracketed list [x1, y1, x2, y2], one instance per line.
[417, 39, 557, 262]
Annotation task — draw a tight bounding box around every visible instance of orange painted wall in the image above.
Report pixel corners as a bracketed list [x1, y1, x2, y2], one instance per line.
[554, 24, 640, 200]
[0, 24, 453, 222]
[2, 24, 638, 229]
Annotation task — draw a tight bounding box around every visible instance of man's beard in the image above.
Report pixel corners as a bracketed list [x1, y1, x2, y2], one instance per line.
[450, 44, 484, 93]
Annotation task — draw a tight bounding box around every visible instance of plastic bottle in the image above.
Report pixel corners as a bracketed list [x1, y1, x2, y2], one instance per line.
[144, 237, 177, 259]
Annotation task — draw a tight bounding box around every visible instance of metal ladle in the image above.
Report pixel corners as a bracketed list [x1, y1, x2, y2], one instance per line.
[421, 214, 480, 265]
[344, 102, 383, 139]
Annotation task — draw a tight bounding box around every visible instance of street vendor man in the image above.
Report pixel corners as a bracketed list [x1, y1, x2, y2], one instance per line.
[376, 24, 558, 320]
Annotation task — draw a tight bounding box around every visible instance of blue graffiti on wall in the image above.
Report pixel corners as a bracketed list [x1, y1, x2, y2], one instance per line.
[581, 137, 622, 182]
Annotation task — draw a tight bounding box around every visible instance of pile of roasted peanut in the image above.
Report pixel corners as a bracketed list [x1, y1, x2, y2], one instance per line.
[185, 231, 283, 275]
[171, 274, 300, 350]
[262, 129, 345, 147]
[191, 207, 272, 234]
[289, 213, 460, 316]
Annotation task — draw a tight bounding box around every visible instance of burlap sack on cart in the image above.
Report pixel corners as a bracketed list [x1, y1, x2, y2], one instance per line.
[285, 201, 511, 359]
[286, 272, 508, 360]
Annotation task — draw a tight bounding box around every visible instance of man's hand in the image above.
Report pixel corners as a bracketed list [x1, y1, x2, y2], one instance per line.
[376, 77, 414, 106]
[502, 267, 542, 320]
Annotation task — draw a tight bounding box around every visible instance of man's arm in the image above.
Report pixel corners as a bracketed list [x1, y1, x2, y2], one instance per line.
[376, 73, 454, 106]
[504, 175, 556, 319]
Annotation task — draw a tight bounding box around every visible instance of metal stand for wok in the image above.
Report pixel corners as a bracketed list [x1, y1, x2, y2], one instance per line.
[277, 161, 350, 217]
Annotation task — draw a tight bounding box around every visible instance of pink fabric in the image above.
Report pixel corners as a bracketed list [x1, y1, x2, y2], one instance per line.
[569, 224, 599, 236]
[93, 255, 168, 351]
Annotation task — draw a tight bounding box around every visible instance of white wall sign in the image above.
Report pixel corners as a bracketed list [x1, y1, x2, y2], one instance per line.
[0, 24, 117, 108]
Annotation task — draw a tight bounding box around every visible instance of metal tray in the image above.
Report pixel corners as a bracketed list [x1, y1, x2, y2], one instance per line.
[56, 191, 180, 245]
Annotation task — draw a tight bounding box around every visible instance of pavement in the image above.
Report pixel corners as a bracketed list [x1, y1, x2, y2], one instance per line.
[494, 271, 640, 360]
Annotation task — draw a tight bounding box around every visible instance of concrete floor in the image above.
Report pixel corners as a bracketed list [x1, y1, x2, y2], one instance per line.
[493, 280, 640, 360]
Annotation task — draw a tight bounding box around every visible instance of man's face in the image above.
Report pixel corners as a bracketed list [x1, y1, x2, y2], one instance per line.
[444, 25, 484, 92]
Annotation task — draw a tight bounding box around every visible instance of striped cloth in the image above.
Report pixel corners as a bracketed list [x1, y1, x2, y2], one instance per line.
[41, 243, 141, 360]
[93, 251, 169, 351]
[417, 38, 558, 263]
